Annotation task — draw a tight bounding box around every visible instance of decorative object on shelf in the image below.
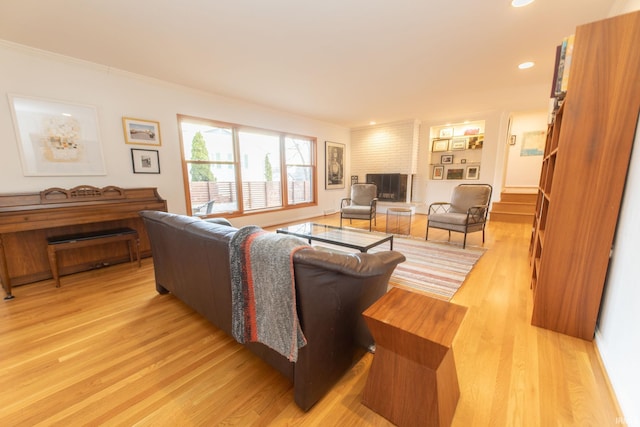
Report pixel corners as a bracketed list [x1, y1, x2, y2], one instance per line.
[351, 175, 358, 185]
[439, 128, 453, 138]
[432, 165, 444, 180]
[464, 127, 480, 135]
[131, 148, 160, 174]
[461, 159, 467, 164]
[8, 94, 106, 176]
[325, 141, 345, 189]
[465, 166, 480, 180]
[432, 138, 449, 152]
[446, 168, 464, 180]
[122, 117, 162, 146]
[441, 154, 453, 164]
[450, 138, 467, 150]
[467, 136, 484, 149]
[520, 130, 546, 156]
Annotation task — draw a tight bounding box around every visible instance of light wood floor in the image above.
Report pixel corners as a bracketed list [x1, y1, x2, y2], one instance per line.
[0, 214, 623, 426]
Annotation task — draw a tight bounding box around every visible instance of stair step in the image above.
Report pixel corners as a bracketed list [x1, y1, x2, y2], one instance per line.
[499, 192, 537, 203]
[490, 211, 534, 223]
[491, 201, 535, 214]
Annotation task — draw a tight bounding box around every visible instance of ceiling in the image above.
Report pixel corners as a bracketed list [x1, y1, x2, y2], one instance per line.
[0, 0, 620, 128]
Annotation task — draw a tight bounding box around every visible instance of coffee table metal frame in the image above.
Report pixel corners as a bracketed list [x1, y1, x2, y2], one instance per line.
[276, 222, 393, 252]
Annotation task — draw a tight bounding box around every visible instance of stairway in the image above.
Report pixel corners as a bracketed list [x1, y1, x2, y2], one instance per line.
[490, 192, 536, 223]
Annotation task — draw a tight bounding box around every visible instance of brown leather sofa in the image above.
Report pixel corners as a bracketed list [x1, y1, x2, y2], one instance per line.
[139, 210, 405, 411]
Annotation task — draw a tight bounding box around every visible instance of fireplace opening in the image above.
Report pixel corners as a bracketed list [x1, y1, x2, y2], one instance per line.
[366, 173, 407, 202]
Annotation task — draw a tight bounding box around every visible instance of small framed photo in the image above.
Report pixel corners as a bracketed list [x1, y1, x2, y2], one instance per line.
[432, 165, 444, 180]
[446, 168, 464, 180]
[461, 158, 467, 164]
[467, 136, 484, 150]
[466, 166, 480, 180]
[432, 138, 450, 152]
[131, 149, 160, 174]
[441, 154, 453, 164]
[122, 117, 161, 146]
[439, 128, 453, 138]
[450, 138, 467, 150]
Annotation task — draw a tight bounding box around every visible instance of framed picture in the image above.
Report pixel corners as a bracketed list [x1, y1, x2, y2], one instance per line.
[446, 168, 464, 180]
[351, 175, 359, 185]
[122, 117, 162, 146]
[466, 166, 480, 180]
[461, 159, 467, 164]
[432, 165, 444, 180]
[439, 128, 453, 138]
[131, 149, 160, 174]
[450, 138, 467, 150]
[432, 138, 450, 152]
[467, 136, 484, 150]
[441, 154, 453, 164]
[325, 141, 345, 189]
[8, 94, 106, 176]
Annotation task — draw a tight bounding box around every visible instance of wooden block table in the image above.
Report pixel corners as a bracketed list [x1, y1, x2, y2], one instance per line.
[362, 287, 467, 427]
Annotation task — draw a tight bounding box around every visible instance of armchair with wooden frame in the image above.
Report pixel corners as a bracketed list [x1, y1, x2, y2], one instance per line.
[426, 184, 492, 248]
[340, 183, 378, 231]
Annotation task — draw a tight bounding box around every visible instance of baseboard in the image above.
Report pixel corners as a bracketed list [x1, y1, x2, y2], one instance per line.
[593, 331, 627, 424]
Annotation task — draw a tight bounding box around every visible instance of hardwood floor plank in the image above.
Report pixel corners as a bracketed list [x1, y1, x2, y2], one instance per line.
[0, 214, 624, 426]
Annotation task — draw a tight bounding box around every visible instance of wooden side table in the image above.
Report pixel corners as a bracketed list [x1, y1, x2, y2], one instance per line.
[386, 207, 412, 235]
[362, 287, 467, 427]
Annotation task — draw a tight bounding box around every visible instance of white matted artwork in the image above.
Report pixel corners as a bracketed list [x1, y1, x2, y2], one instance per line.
[8, 94, 106, 176]
[520, 130, 546, 156]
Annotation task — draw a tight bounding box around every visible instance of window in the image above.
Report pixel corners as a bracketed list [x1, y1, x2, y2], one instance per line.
[178, 115, 316, 217]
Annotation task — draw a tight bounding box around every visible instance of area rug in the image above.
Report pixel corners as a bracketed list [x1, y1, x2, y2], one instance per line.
[368, 236, 486, 300]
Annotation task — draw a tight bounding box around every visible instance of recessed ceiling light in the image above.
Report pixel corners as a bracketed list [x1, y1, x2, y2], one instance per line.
[511, 0, 535, 7]
[518, 61, 535, 69]
[369, 121, 377, 125]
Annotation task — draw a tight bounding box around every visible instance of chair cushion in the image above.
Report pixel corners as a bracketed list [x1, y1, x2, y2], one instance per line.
[428, 212, 470, 226]
[450, 185, 491, 213]
[342, 206, 373, 218]
[351, 184, 376, 206]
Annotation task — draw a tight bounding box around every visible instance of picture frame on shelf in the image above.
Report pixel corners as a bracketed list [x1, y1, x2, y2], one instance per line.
[432, 138, 449, 152]
[461, 158, 467, 164]
[8, 94, 106, 176]
[439, 128, 453, 138]
[466, 165, 480, 180]
[432, 165, 444, 180]
[122, 117, 162, 146]
[131, 148, 160, 174]
[450, 138, 467, 150]
[467, 136, 484, 150]
[441, 154, 453, 164]
[446, 168, 464, 180]
[325, 141, 345, 189]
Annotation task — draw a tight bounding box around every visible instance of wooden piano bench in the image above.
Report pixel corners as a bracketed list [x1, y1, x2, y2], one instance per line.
[47, 227, 141, 287]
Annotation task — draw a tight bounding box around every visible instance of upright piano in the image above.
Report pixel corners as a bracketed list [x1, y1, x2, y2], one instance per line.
[0, 185, 167, 299]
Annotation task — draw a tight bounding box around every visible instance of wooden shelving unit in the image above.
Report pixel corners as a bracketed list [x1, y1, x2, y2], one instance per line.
[529, 11, 640, 340]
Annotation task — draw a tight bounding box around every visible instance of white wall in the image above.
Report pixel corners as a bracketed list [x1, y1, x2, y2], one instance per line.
[596, 116, 640, 427]
[594, 4, 640, 426]
[0, 41, 350, 228]
[504, 111, 547, 190]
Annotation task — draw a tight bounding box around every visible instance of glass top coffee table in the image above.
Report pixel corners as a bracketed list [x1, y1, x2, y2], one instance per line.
[276, 223, 393, 252]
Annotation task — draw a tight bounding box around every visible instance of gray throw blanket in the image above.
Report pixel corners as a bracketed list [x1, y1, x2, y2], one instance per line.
[229, 226, 310, 362]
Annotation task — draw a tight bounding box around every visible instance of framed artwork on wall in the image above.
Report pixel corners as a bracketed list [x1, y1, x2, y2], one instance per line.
[466, 166, 480, 180]
[446, 168, 464, 180]
[8, 94, 106, 176]
[325, 141, 345, 189]
[131, 148, 160, 174]
[450, 138, 467, 150]
[432, 139, 449, 152]
[432, 165, 444, 180]
[441, 154, 453, 164]
[122, 117, 162, 146]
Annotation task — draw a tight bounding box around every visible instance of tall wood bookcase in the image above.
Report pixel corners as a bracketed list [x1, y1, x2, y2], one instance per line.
[530, 11, 640, 341]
